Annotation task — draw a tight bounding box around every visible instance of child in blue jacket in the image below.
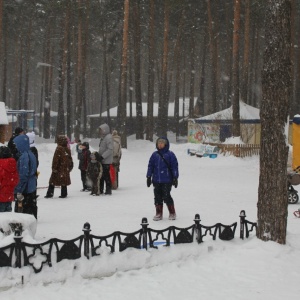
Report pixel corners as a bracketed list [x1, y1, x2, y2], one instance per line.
[146, 137, 179, 221]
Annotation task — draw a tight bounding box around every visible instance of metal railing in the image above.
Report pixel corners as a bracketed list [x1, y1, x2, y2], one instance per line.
[0, 210, 257, 274]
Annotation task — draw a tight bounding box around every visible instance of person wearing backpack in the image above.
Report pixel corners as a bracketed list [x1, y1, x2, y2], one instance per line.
[7, 127, 25, 161]
[87, 151, 103, 196]
[112, 130, 122, 189]
[146, 137, 179, 221]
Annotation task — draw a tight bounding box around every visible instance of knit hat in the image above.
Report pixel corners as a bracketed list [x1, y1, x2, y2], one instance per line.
[112, 130, 118, 136]
[26, 131, 36, 147]
[15, 127, 24, 135]
[57, 135, 67, 147]
[157, 138, 167, 145]
[82, 142, 89, 149]
[0, 146, 12, 158]
[90, 152, 96, 160]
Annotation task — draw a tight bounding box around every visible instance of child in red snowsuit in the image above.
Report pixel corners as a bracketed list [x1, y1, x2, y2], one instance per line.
[0, 146, 19, 212]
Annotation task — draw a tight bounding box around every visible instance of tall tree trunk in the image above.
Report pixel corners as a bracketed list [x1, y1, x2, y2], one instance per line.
[39, 65, 45, 136]
[103, 32, 111, 126]
[119, 0, 130, 148]
[133, 0, 143, 139]
[0, 0, 3, 61]
[198, 33, 207, 116]
[290, 0, 297, 115]
[82, 0, 89, 138]
[257, 0, 291, 244]
[232, 0, 241, 137]
[189, 36, 195, 118]
[207, 0, 217, 114]
[74, 0, 84, 141]
[173, 9, 185, 138]
[157, 0, 169, 137]
[56, 6, 70, 136]
[146, 0, 155, 141]
[23, 18, 33, 111]
[241, 0, 250, 104]
[0, 0, 4, 104]
[18, 38, 23, 110]
[66, 0, 72, 140]
[2, 9, 7, 105]
[43, 18, 54, 139]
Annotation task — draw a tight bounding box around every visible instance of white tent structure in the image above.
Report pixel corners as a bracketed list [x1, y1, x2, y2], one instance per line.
[0, 102, 9, 125]
[188, 102, 260, 144]
[0, 102, 9, 143]
[195, 101, 260, 121]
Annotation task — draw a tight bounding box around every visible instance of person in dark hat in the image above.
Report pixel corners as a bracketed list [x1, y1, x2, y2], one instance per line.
[78, 141, 91, 191]
[14, 127, 25, 135]
[7, 127, 25, 161]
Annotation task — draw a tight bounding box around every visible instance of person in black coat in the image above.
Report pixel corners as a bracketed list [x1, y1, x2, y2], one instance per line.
[78, 142, 91, 191]
[7, 127, 25, 161]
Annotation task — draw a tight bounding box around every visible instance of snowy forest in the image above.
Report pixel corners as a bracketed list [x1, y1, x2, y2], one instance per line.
[0, 0, 297, 143]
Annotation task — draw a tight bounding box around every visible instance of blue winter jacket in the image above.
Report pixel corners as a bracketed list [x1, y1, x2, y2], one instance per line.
[146, 137, 179, 184]
[13, 134, 37, 194]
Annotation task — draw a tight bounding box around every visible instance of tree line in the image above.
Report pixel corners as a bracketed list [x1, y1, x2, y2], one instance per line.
[0, 0, 298, 147]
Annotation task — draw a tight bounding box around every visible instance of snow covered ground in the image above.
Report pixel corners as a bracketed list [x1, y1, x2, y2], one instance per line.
[0, 134, 300, 300]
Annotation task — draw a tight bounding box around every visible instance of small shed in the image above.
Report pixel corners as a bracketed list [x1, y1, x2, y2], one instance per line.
[0, 102, 9, 143]
[188, 102, 261, 144]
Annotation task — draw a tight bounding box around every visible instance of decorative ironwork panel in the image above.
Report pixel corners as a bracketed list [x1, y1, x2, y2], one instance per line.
[0, 243, 15, 267]
[119, 233, 141, 252]
[26, 245, 49, 273]
[90, 232, 117, 256]
[54, 237, 83, 262]
[218, 223, 237, 241]
[174, 227, 194, 244]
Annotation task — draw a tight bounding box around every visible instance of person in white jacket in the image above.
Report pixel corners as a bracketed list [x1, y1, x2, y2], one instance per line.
[98, 123, 113, 195]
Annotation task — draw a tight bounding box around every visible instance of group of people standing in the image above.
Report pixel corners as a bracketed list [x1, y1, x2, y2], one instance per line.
[0, 122, 179, 222]
[44, 123, 122, 198]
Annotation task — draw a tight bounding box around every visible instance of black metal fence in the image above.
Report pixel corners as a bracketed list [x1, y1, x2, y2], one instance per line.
[0, 210, 257, 274]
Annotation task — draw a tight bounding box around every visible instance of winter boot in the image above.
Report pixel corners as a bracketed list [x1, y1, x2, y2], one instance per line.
[22, 193, 38, 219]
[153, 205, 163, 221]
[44, 185, 54, 198]
[59, 186, 68, 198]
[104, 189, 112, 195]
[167, 204, 176, 220]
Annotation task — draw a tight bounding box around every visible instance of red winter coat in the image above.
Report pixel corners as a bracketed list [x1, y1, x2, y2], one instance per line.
[0, 157, 19, 202]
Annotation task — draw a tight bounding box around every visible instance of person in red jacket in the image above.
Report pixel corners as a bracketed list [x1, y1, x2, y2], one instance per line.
[0, 146, 19, 212]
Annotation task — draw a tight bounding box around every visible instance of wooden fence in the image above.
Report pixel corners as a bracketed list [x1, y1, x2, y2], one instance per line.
[204, 143, 260, 157]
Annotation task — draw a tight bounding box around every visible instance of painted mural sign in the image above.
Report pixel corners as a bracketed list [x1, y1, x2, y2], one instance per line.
[188, 122, 219, 143]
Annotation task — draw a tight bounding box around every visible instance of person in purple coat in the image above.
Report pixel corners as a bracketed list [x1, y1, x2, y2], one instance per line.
[146, 137, 179, 221]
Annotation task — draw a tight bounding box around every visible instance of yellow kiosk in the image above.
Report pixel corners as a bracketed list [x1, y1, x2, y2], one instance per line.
[292, 114, 300, 170]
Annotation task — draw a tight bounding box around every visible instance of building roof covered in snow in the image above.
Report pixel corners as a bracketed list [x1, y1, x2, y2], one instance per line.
[194, 101, 260, 121]
[88, 97, 198, 118]
[0, 102, 9, 125]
